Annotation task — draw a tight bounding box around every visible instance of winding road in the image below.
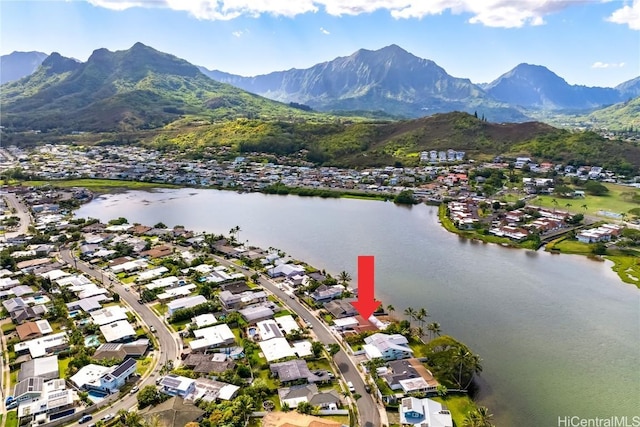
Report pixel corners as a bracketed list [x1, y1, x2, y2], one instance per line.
[211, 256, 382, 427]
[59, 248, 181, 424]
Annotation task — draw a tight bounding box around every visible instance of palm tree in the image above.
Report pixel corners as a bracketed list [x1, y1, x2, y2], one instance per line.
[463, 406, 495, 427]
[229, 394, 255, 425]
[414, 326, 425, 341]
[463, 353, 483, 389]
[452, 348, 471, 389]
[404, 307, 416, 326]
[581, 204, 588, 212]
[338, 270, 352, 286]
[143, 414, 166, 427]
[415, 307, 429, 327]
[386, 304, 395, 316]
[124, 411, 144, 427]
[551, 198, 559, 212]
[565, 203, 572, 211]
[427, 322, 442, 340]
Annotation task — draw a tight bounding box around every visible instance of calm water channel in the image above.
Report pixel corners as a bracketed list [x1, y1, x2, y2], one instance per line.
[76, 188, 640, 426]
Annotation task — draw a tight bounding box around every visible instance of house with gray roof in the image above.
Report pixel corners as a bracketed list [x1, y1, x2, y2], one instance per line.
[277, 384, 340, 410]
[239, 305, 274, 324]
[269, 359, 321, 385]
[323, 298, 358, 319]
[18, 355, 59, 382]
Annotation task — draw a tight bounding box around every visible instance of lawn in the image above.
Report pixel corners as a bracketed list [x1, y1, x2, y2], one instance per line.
[151, 303, 168, 316]
[10, 369, 18, 386]
[432, 394, 477, 427]
[307, 358, 332, 372]
[58, 357, 71, 377]
[545, 238, 593, 255]
[407, 336, 431, 358]
[137, 357, 153, 375]
[5, 410, 18, 427]
[533, 183, 640, 217]
[22, 178, 179, 193]
[1, 322, 16, 333]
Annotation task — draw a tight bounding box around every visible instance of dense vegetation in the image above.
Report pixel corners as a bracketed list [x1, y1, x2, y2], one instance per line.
[146, 112, 640, 172]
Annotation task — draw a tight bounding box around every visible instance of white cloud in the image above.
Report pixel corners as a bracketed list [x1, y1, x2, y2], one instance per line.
[232, 30, 245, 37]
[607, 0, 640, 30]
[591, 61, 626, 68]
[320, 27, 330, 35]
[86, 0, 595, 28]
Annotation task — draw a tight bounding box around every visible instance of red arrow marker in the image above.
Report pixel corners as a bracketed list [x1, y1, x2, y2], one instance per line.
[351, 255, 382, 320]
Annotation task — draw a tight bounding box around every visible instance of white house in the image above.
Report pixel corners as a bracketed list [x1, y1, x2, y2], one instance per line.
[400, 397, 453, 427]
[159, 374, 196, 398]
[363, 333, 413, 361]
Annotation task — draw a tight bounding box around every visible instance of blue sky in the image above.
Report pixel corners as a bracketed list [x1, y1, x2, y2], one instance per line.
[1, 0, 638, 87]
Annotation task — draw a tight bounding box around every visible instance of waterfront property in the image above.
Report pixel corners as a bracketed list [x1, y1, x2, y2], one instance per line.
[400, 396, 453, 427]
[363, 333, 414, 361]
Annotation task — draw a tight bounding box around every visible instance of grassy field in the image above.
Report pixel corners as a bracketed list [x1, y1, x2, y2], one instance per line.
[21, 178, 179, 193]
[533, 183, 640, 217]
[607, 251, 640, 287]
[545, 238, 640, 287]
[433, 394, 478, 427]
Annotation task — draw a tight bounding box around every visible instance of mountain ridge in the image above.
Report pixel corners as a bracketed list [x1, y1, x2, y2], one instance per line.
[0, 51, 49, 84]
[0, 43, 316, 132]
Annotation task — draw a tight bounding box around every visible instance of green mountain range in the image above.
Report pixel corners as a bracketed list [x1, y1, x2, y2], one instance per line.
[0, 43, 315, 132]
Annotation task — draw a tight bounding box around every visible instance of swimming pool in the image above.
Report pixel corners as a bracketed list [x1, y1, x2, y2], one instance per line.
[87, 390, 108, 403]
[84, 335, 101, 347]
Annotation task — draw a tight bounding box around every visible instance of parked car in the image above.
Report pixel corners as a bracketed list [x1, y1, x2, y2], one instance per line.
[150, 325, 156, 333]
[129, 386, 139, 394]
[79, 414, 93, 424]
[364, 384, 372, 393]
[347, 381, 355, 393]
[101, 413, 114, 421]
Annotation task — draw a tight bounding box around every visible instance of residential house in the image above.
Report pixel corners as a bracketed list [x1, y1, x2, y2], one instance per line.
[189, 323, 236, 352]
[188, 378, 240, 402]
[400, 397, 453, 427]
[100, 320, 136, 343]
[167, 295, 207, 315]
[363, 333, 413, 361]
[323, 299, 358, 319]
[16, 321, 43, 341]
[268, 263, 305, 278]
[380, 359, 439, 394]
[159, 374, 196, 398]
[17, 389, 79, 423]
[277, 384, 340, 410]
[218, 290, 267, 311]
[14, 377, 66, 404]
[70, 358, 137, 393]
[18, 355, 59, 382]
[182, 353, 236, 375]
[139, 396, 204, 427]
[14, 332, 67, 358]
[270, 359, 322, 385]
[239, 305, 275, 324]
[92, 339, 149, 360]
[311, 284, 343, 302]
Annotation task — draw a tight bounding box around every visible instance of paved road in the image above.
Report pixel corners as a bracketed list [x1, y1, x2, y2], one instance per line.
[59, 249, 181, 424]
[213, 257, 381, 427]
[1, 192, 31, 238]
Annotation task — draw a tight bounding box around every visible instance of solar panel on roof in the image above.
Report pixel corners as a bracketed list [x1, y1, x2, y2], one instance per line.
[111, 358, 136, 378]
[162, 377, 182, 388]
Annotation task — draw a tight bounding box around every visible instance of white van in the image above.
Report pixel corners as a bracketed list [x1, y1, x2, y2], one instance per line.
[347, 381, 355, 393]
